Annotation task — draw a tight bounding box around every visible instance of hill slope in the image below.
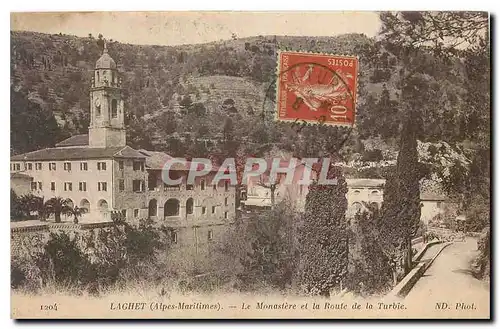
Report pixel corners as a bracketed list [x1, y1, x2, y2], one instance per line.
[11, 30, 469, 163]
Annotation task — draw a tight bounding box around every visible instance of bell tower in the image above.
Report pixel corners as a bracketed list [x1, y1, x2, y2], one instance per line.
[89, 42, 126, 148]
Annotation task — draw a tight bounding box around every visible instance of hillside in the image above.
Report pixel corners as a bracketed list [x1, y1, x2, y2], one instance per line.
[10, 30, 472, 167]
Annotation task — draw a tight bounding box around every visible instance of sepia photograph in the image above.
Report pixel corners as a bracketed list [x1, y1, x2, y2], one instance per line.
[9, 11, 490, 319]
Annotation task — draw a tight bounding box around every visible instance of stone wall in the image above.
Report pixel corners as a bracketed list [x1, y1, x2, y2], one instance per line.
[11, 220, 234, 277]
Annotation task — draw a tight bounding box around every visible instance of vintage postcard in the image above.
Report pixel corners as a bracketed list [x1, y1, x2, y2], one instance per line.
[10, 11, 491, 319]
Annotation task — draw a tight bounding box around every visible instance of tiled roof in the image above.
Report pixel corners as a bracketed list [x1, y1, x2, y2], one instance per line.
[346, 179, 386, 188]
[140, 149, 223, 172]
[114, 146, 147, 159]
[140, 149, 173, 169]
[11, 145, 145, 161]
[55, 134, 89, 147]
[420, 191, 448, 201]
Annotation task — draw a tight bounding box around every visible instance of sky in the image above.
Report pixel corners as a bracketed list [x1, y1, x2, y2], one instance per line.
[11, 11, 382, 46]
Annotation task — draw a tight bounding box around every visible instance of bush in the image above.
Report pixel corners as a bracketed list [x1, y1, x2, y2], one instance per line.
[298, 167, 348, 297]
[12, 219, 172, 295]
[34, 232, 97, 291]
[473, 226, 490, 280]
[361, 149, 383, 162]
[345, 210, 393, 296]
[231, 201, 299, 293]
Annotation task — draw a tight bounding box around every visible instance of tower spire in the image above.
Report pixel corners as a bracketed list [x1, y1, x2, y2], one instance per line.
[103, 39, 108, 54]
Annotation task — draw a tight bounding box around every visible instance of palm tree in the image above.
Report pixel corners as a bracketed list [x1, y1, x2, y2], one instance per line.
[18, 194, 45, 220]
[44, 197, 72, 223]
[68, 206, 87, 224]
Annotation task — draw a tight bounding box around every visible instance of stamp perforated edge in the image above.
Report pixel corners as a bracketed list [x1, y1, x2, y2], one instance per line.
[274, 49, 360, 129]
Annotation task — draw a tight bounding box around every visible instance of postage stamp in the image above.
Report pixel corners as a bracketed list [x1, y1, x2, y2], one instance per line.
[276, 51, 358, 127]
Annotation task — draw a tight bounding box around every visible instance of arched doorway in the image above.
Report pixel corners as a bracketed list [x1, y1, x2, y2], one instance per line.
[148, 199, 158, 217]
[98, 199, 109, 212]
[186, 198, 194, 217]
[66, 199, 74, 209]
[80, 199, 90, 213]
[64, 199, 75, 220]
[164, 199, 180, 218]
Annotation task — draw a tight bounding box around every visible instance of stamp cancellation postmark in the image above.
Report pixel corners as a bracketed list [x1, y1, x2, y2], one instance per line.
[275, 51, 358, 127]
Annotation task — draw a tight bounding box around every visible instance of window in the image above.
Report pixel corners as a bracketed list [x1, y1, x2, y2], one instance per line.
[64, 162, 71, 171]
[212, 206, 216, 214]
[27, 163, 33, 170]
[51, 182, 56, 191]
[31, 182, 37, 191]
[121, 209, 127, 218]
[186, 198, 194, 215]
[134, 209, 139, 218]
[98, 182, 107, 191]
[118, 161, 124, 170]
[224, 197, 228, 206]
[15, 163, 21, 171]
[35, 163, 42, 170]
[213, 184, 217, 191]
[224, 211, 228, 219]
[437, 201, 442, 209]
[132, 180, 144, 192]
[172, 232, 178, 244]
[64, 182, 73, 191]
[133, 161, 144, 171]
[37, 182, 42, 190]
[225, 181, 229, 192]
[79, 182, 87, 191]
[111, 99, 118, 118]
[208, 230, 213, 241]
[49, 163, 56, 171]
[164, 199, 180, 217]
[80, 162, 88, 171]
[202, 206, 206, 214]
[119, 179, 125, 191]
[200, 180, 205, 190]
[186, 184, 194, 191]
[97, 162, 107, 171]
[352, 202, 362, 213]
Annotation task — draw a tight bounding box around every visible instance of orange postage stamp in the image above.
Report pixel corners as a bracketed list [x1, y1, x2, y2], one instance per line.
[276, 51, 358, 127]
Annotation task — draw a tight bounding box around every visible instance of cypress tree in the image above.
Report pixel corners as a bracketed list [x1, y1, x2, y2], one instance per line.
[380, 110, 422, 278]
[298, 165, 348, 297]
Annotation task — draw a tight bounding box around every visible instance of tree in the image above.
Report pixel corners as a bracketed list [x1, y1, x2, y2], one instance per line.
[44, 197, 72, 223]
[10, 189, 23, 220]
[379, 12, 488, 57]
[68, 206, 87, 224]
[126, 116, 155, 150]
[298, 165, 348, 297]
[378, 11, 490, 265]
[11, 87, 64, 155]
[346, 206, 393, 296]
[379, 111, 423, 277]
[97, 33, 105, 51]
[237, 201, 299, 291]
[18, 194, 45, 220]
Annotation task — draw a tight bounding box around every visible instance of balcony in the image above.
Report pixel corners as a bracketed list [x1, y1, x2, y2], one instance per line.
[164, 185, 181, 192]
